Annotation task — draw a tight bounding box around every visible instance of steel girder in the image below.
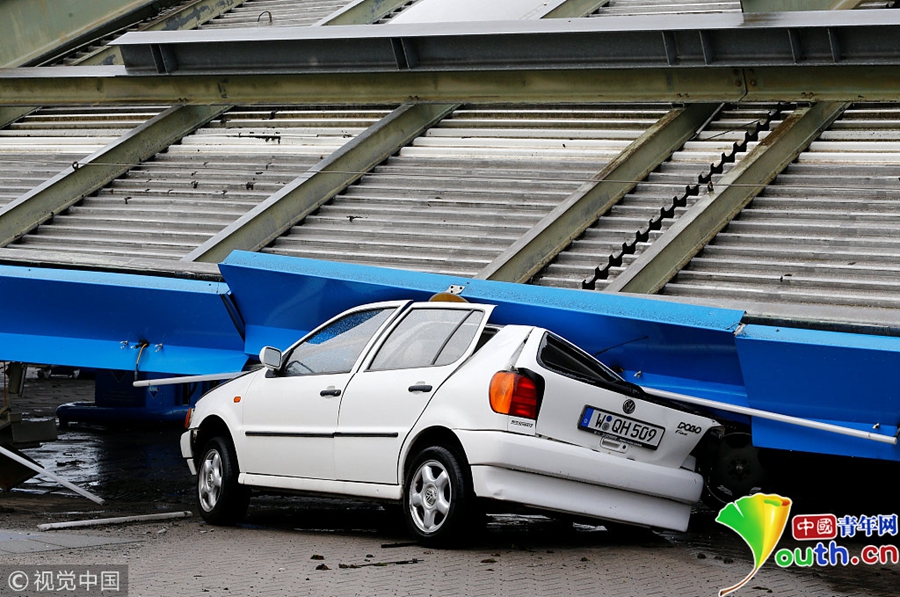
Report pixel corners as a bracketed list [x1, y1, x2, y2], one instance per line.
[183, 102, 459, 263]
[475, 103, 722, 284]
[6, 65, 898, 105]
[606, 101, 849, 295]
[112, 11, 900, 75]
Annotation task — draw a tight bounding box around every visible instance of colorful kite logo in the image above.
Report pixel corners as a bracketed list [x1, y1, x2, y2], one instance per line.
[716, 493, 793, 597]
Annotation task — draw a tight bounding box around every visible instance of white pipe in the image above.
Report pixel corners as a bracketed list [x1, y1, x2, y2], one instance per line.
[133, 371, 243, 388]
[0, 445, 105, 504]
[643, 387, 898, 445]
[38, 511, 192, 531]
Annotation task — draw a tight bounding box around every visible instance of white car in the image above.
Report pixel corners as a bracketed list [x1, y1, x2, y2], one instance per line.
[180, 298, 721, 545]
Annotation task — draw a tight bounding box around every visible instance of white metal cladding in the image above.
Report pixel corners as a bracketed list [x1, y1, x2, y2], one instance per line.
[201, 0, 353, 28]
[263, 104, 672, 277]
[533, 103, 794, 290]
[661, 103, 900, 311]
[588, 0, 741, 17]
[5, 106, 392, 261]
[0, 106, 165, 209]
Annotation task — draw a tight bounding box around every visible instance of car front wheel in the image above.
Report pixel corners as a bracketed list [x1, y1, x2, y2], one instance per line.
[197, 436, 250, 525]
[404, 446, 473, 546]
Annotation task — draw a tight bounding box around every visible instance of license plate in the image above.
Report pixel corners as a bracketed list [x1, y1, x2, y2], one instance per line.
[578, 406, 664, 449]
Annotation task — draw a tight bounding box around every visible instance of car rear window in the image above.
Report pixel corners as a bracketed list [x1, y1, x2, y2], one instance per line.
[538, 333, 624, 386]
[369, 309, 484, 371]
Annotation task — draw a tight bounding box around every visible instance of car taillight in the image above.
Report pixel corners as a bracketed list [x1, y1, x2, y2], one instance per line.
[490, 371, 539, 420]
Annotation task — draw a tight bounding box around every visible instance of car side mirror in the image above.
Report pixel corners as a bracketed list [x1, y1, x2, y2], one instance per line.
[259, 346, 282, 371]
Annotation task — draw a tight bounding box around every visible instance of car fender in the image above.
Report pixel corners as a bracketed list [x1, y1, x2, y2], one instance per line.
[189, 369, 259, 459]
[397, 326, 534, 480]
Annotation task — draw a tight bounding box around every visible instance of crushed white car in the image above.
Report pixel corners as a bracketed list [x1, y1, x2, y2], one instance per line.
[180, 298, 721, 545]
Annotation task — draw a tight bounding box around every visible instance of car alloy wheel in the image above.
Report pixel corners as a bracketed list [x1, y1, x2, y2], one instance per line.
[196, 436, 250, 525]
[404, 446, 473, 546]
[409, 458, 452, 534]
[198, 448, 223, 512]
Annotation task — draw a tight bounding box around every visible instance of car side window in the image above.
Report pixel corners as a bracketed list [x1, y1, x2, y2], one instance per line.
[369, 309, 484, 371]
[283, 308, 395, 377]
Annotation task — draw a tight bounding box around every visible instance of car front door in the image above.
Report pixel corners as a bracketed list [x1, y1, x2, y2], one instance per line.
[334, 303, 493, 484]
[239, 302, 406, 480]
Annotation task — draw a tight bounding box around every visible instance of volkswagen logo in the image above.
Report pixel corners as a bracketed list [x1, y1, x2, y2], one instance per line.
[622, 399, 636, 414]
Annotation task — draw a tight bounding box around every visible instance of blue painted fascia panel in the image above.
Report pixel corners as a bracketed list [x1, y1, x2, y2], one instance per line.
[0, 265, 247, 375]
[736, 324, 900, 422]
[219, 251, 748, 400]
[736, 324, 900, 459]
[752, 418, 900, 461]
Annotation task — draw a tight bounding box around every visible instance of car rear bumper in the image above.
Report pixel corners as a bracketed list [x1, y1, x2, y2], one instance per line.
[457, 429, 703, 529]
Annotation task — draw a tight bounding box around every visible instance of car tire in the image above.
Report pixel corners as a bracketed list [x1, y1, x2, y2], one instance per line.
[197, 436, 250, 525]
[403, 446, 474, 547]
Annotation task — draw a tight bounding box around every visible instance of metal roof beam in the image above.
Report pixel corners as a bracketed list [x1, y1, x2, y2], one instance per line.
[476, 103, 721, 283]
[183, 102, 458, 263]
[112, 11, 900, 75]
[5, 64, 900, 105]
[0, 104, 228, 248]
[605, 101, 849, 295]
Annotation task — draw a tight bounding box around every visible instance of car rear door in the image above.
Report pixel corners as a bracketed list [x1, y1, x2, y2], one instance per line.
[334, 302, 494, 484]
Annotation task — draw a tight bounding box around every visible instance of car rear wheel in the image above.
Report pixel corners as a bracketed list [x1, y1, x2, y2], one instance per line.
[404, 446, 473, 547]
[197, 436, 250, 525]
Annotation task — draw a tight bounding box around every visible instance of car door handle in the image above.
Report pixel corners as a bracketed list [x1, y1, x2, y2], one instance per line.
[320, 387, 342, 397]
[408, 384, 433, 393]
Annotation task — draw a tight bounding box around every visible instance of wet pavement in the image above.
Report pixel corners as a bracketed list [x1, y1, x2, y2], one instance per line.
[0, 370, 897, 596]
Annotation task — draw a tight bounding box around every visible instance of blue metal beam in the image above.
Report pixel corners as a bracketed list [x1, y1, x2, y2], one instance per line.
[219, 251, 748, 403]
[219, 251, 900, 461]
[0, 265, 246, 375]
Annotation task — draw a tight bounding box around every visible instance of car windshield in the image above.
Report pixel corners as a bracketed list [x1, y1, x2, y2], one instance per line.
[283, 307, 396, 376]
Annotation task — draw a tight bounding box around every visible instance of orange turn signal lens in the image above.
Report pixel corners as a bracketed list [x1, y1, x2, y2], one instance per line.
[489, 371, 540, 420]
[184, 408, 193, 430]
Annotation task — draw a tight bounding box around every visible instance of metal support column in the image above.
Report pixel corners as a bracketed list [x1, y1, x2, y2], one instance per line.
[605, 101, 849, 295]
[0, 104, 229, 248]
[183, 102, 459, 263]
[475, 103, 721, 283]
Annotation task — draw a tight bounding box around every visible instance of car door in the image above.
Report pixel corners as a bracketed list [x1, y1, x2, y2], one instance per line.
[334, 302, 494, 484]
[239, 302, 406, 480]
